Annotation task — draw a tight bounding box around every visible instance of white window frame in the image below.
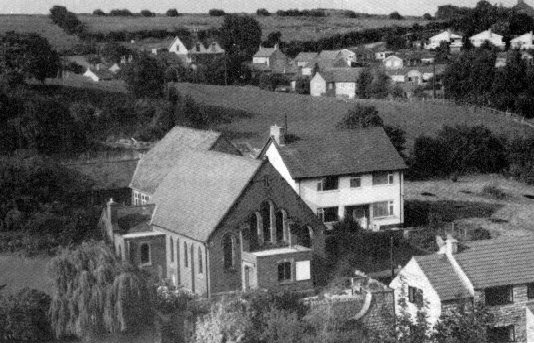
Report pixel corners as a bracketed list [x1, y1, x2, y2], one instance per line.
[141, 194, 149, 205]
[316, 176, 339, 192]
[139, 242, 151, 266]
[133, 191, 140, 205]
[373, 201, 394, 219]
[372, 172, 394, 186]
[277, 260, 293, 283]
[317, 207, 339, 223]
[349, 176, 362, 188]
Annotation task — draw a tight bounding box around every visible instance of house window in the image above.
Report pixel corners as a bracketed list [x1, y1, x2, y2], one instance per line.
[261, 201, 272, 242]
[408, 286, 423, 305]
[372, 172, 394, 185]
[140, 194, 149, 205]
[373, 201, 394, 218]
[317, 176, 339, 191]
[184, 242, 188, 268]
[133, 192, 140, 205]
[485, 285, 513, 306]
[350, 177, 361, 188]
[528, 283, 534, 299]
[223, 234, 235, 270]
[278, 262, 292, 282]
[170, 237, 174, 263]
[275, 211, 285, 242]
[198, 247, 203, 274]
[140, 243, 151, 265]
[317, 207, 339, 223]
[487, 325, 515, 342]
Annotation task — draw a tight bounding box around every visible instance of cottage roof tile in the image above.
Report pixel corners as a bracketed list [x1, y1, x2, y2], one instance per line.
[414, 255, 471, 301]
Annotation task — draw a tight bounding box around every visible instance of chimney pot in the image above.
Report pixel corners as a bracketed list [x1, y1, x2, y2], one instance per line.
[270, 124, 286, 146]
[445, 234, 458, 255]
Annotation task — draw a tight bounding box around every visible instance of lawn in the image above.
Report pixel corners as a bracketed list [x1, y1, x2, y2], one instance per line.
[0, 254, 53, 295]
[172, 83, 534, 150]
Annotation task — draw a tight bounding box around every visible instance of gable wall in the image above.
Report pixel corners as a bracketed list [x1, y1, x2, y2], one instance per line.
[310, 73, 327, 97]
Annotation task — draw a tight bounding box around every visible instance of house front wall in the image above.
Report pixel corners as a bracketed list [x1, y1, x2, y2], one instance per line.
[169, 38, 189, 56]
[335, 82, 356, 99]
[207, 162, 326, 296]
[390, 259, 443, 327]
[124, 235, 167, 280]
[298, 171, 404, 229]
[253, 56, 270, 65]
[310, 73, 327, 97]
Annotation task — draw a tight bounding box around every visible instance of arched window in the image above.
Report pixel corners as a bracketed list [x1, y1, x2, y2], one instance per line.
[198, 247, 203, 274]
[275, 210, 285, 242]
[184, 242, 188, 267]
[249, 212, 261, 249]
[140, 243, 151, 265]
[260, 201, 272, 242]
[223, 234, 235, 269]
[170, 237, 174, 263]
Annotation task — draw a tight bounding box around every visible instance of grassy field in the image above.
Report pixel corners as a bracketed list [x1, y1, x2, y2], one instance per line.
[405, 174, 534, 239]
[172, 83, 534, 150]
[0, 13, 426, 51]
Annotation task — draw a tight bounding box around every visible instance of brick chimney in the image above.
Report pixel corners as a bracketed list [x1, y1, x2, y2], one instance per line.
[270, 124, 286, 146]
[107, 198, 119, 224]
[437, 234, 458, 255]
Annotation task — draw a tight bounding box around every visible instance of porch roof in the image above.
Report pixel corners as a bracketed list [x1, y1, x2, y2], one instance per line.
[251, 245, 311, 257]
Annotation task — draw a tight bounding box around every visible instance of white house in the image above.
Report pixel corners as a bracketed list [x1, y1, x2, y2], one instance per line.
[309, 68, 364, 99]
[258, 125, 407, 231]
[168, 36, 190, 60]
[511, 31, 534, 50]
[469, 29, 506, 49]
[425, 30, 463, 50]
[390, 235, 534, 342]
[383, 55, 404, 70]
[83, 67, 114, 82]
[375, 50, 395, 60]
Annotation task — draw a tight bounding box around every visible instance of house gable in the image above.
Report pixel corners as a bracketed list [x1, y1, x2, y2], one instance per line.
[169, 37, 189, 56]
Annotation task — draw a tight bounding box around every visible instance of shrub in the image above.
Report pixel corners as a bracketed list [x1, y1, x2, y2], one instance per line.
[140, 9, 155, 17]
[93, 9, 106, 16]
[258, 73, 289, 91]
[256, 8, 270, 16]
[481, 184, 507, 200]
[166, 8, 180, 17]
[209, 8, 226, 16]
[109, 9, 134, 16]
[345, 10, 359, 18]
[295, 77, 310, 94]
[64, 61, 84, 74]
[0, 288, 53, 342]
[423, 13, 433, 20]
[389, 11, 404, 20]
[336, 104, 383, 129]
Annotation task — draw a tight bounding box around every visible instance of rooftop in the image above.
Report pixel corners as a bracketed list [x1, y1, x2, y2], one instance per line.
[317, 68, 365, 83]
[251, 245, 312, 257]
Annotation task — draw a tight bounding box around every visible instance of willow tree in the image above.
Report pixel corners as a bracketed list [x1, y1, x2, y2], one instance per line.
[47, 241, 153, 340]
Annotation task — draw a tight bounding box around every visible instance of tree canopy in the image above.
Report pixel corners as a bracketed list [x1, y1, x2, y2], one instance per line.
[219, 14, 262, 60]
[121, 53, 166, 98]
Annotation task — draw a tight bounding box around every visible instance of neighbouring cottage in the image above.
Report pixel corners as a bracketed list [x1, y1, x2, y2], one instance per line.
[390, 235, 534, 342]
[293, 52, 319, 68]
[469, 29, 506, 49]
[309, 68, 364, 99]
[424, 30, 463, 51]
[100, 126, 326, 297]
[83, 67, 115, 82]
[300, 49, 355, 76]
[137, 36, 225, 65]
[511, 31, 534, 50]
[258, 125, 407, 231]
[383, 55, 404, 70]
[250, 44, 296, 76]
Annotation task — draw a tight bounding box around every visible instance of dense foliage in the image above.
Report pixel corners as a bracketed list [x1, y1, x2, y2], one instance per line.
[276, 9, 328, 17]
[166, 8, 180, 17]
[256, 8, 271, 16]
[208, 9, 226, 16]
[122, 53, 166, 98]
[49, 5, 84, 35]
[109, 9, 134, 16]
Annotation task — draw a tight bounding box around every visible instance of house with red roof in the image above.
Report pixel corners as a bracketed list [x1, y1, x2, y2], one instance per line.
[258, 125, 407, 231]
[390, 235, 534, 342]
[100, 126, 326, 298]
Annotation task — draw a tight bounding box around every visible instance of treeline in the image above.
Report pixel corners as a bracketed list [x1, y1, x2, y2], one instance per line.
[49, 5, 85, 35]
[275, 8, 328, 17]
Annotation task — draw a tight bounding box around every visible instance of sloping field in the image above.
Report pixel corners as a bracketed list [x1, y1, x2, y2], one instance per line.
[0, 14, 80, 51]
[173, 83, 534, 149]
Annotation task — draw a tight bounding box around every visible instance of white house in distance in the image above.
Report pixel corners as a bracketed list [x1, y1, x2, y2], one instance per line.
[469, 29, 506, 49]
[511, 31, 534, 50]
[390, 235, 534, 342]
[383, 55, 404, 70]
[259, 125, 407, 231]
[424, 30, 463, 51]
[310, 68, 364, 99]
[83, 67, 114, 82]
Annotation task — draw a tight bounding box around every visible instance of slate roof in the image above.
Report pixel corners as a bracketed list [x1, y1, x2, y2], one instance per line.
[455, 236, 534, 289]
[65, 159, 139, 191]
[130, 126, 224, 194]
[254, 47, 277, 58]
[317, 68, 365, 83]
[87, 68, 115, 80]
[318, 50, 341, 60]
[151, 149, 263, 241]
[414, 255, 471, 301]
[294, 52, 318, 63]
[270, 127, 407, 179]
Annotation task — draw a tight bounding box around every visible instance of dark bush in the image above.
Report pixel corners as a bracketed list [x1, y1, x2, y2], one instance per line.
[256, 8, 270, 16]
[64, 61, 84, 74]
[258, 73, 289, 91]
[345, 10, 359, 18]
[209, 8, 226, 16]
[295, 77, 310, 94]
[336, 104, 383, 129]
[109, 9, 134, 16]
[93, 9, 106, 16]
[140, 9, 155, 17]
[389, 12, 404, 20]
[481, 184, 507, 199]
[166, 8, 180, 17]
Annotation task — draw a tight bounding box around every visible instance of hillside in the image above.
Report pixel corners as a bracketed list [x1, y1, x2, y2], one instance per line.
[172, 83, 534, 149]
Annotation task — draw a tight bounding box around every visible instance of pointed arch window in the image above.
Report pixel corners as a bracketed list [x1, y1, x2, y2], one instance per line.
[275, 210, 285, 242]
[260, 201, 273, 242]
[223, 234, 236, 270]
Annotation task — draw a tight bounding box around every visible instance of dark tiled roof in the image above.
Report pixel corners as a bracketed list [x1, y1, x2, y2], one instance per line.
[318, 68, 365, 83]
[130, 126, 223, 194]
[414, 255, 471, 301]
[254, 47, 277, 58]
[273, 127, 407, 179]
[65, 159, 139, 190]
[116, 205, 155, 234]
[294, 52, 318, 62]
[151, 149, 263, 242]
[89, 68, 115, 80]
[318, 50, 341, 60]
[455, 236, 534, 289]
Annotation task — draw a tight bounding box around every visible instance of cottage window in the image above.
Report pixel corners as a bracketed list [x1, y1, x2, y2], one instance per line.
[133, 192, 140, 205]
[485, 285, 513, 306]
[487, 325, 515, 342]
[223, 234, 236, 270]
[317, 176, 339, 191]
[373, 201, 394, 218]
[184, 242, 188, 268]
[278, 262, 292, 282]
[275, 211, 285, 242]
[249, 213, 261, 249]
[260, 201, 272, 242]
[408, 286, 423, 305]
[170, 237, 174, 263]
[350, 177, 361, 188]
[528, 283, 534, 299]
[372, 172, 394, 185]
[317, 207, 338, 223]
[198, 247, 203, 274]
[140, 243, 151, 265]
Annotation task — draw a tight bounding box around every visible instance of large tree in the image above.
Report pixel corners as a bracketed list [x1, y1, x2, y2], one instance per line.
[121, 53, 165, 98]
[0, 32, 60, 84]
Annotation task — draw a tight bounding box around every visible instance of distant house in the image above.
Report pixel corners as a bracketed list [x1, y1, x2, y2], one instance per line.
[309, 68, 364, 99]
[375, 50, 395, 60]
[511, 31, 534, 50]
[259, 126, 407, 231]
[470, 29, 506, 49]
[425, 30, 463, 51]
[391, 235, 534, 342]
[108, 63, 121, 74]
[495, 51, 534, 68]
[101, 126, 326, 297]
[293, 52, 319, 68]
[251, 44, 296, 75]
[83, 67, 115, 82]
[387, 64, 446, 86]
[383, 55, 404, 70]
